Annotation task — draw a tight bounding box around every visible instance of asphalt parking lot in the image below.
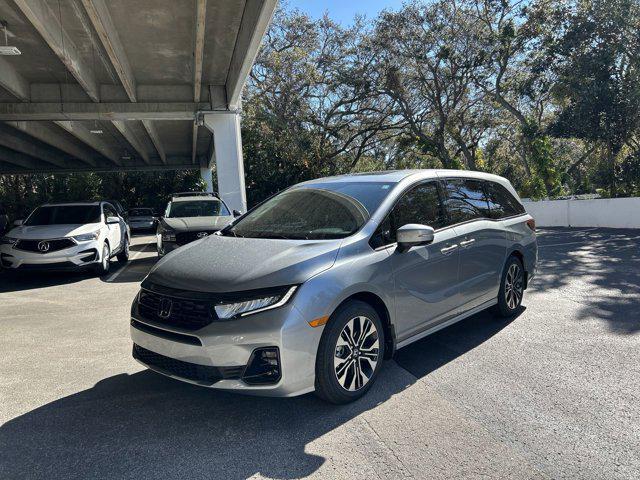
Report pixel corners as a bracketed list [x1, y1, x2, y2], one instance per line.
[1, 228, 638, 480]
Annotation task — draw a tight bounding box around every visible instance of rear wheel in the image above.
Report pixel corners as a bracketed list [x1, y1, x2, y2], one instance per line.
[495, 255, 525, 317]
[315, 300, 385, 404]
[117, 237, 129, 263]
[95, 243, 110, 276]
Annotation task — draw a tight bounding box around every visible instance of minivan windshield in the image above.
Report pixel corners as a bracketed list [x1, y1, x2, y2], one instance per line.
[25, 205, 101, 226]
[225, 182, 395, 240]
[167, 200, 229, 218]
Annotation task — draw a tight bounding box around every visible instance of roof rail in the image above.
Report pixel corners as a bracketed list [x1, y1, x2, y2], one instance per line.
[170, 192, 219, 198]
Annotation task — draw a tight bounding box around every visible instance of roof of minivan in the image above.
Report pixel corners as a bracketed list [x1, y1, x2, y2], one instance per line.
[300, 169, 511, 186]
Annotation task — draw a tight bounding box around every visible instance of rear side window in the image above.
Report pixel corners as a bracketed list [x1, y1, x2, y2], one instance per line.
[442, 179, 490, 224]
[370, 182, 445, 248]
[485, 182, 525, 219]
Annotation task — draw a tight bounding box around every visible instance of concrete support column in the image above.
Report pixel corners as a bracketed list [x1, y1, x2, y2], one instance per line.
[203, 113, 247, 213]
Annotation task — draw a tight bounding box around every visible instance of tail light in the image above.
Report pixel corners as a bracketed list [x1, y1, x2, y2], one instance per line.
[526, 218, 536, 231]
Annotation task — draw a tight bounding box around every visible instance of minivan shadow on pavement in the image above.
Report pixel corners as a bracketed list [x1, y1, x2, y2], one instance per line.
[0, 307, 516, 480]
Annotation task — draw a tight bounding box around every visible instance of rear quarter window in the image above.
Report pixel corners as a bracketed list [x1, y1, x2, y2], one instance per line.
[485, 182, 526, 219]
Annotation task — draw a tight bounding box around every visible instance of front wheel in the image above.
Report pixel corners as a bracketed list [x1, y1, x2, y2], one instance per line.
[117, 237, 129, 263]
[315, 300, 385, 404]
[495, 255, 525, 317]
[94, 243, 111, 276]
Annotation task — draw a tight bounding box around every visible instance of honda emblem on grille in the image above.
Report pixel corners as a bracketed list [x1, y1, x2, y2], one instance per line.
[197, 231, 208, 238]
[37, 241, 50, 252]
[158, 297, 173, 318]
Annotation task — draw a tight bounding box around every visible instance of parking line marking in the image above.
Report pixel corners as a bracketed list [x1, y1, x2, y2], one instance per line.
[104, 241, 154, 283]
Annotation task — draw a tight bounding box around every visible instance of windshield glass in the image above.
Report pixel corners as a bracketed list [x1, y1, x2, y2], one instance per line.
[25, 205, 101, 226]
[129, 208, 153, 217]
[167, 200, 229, 218]
[226, 183, 393, 240]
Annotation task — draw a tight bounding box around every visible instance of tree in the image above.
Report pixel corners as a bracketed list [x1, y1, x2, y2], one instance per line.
[548, 0, 640, 196]
[373, 1, 488, 169]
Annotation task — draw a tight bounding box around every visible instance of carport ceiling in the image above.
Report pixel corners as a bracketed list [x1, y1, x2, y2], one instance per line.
[0, 0, 276, 173]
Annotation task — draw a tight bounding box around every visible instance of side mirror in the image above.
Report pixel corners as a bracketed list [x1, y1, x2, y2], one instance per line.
[233, 209, 242, 218]
[397, 224, 435, 252]
[13, 219, 23, 226]
[106, 216, 120, 224]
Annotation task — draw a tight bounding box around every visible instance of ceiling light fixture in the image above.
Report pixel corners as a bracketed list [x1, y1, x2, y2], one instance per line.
[0, 21, 21, 56]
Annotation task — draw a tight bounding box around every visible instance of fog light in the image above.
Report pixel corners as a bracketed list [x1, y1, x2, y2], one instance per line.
[242, 347, 281, 385]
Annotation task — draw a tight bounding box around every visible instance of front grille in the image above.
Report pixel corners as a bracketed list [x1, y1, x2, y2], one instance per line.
[137, 289, 213, 330]
[175, 230, 216, 246]
[132, 344, 243, 385]
[131, 319, 202, 345]
[15, 238, 75, 253]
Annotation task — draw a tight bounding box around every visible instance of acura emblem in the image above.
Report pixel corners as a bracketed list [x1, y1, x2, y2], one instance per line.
[37, 241, 50, 252]
[158, 297, 172, 318]
[197, 232, 208, 238]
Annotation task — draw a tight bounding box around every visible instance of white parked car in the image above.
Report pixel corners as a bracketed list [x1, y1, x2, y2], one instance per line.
[0, 201, 130, 274]
[128, 208, 157, 232]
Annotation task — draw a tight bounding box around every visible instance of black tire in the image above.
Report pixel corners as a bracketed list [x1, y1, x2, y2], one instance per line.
[117, 236, 129, 263]
[94, 242, 110, 276]
[315, 300, 385, 404]
[495, 255, 525, 318]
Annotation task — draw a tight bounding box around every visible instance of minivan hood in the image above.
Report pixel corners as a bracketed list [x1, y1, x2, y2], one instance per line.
[147, 234, 341, 293]
[163, 216, 232, 232]
[6, 223, 101, 239]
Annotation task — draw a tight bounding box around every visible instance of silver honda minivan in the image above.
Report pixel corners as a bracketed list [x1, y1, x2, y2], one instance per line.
[130, 170, 537, 403]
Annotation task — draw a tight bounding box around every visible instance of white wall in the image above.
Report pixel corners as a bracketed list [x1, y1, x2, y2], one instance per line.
[522, 197, 640, 228]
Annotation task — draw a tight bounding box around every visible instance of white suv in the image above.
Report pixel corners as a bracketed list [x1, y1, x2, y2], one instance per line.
[0, 201, 130, 275]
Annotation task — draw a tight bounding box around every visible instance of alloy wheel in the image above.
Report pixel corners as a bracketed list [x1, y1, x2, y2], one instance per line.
[505, 263, 523, 310]
[333, 316, 380, 391]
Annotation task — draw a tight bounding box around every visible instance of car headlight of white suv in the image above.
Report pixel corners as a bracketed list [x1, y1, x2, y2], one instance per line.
[0, 236, 17, 245]
[214, 286, 298, 319]
[73, 230, 100, 242]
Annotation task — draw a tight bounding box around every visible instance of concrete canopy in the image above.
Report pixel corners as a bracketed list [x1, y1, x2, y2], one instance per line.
[0, 0, 276, 174]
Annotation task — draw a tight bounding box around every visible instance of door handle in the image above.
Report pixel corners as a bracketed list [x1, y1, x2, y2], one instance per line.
[460, 238, 476, 247]
[440, 244, 458, 255]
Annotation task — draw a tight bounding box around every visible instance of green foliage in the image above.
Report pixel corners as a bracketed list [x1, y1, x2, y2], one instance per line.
[0, 170, 202, 221]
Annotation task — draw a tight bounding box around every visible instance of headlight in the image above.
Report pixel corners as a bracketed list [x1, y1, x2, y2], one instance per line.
[0, 236, 17, 245]
[161, 229, 176, 242]
[214, 286, 297, 319]
[73, 230, 100, 242]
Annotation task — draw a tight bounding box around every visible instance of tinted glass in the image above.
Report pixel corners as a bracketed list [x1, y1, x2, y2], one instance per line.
[129, 208, 153, 217]
[103, 204, 117, 218]
[25, 206, 101, 225]
[370, 182, 445, 248]
[227, 188, 368, 240]
[296, 182, 395, 215]
[443, 179, 490, 224]
[485, 182, 525, 218]
[167, 200, 230, 218]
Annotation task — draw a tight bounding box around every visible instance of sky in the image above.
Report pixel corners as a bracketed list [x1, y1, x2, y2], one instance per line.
[286, 0, 404, 24]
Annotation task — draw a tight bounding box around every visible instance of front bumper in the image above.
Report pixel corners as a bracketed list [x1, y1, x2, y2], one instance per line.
[130, 220, 155, 230]
[130, 292, 323, 397]
[0, 240, 101, 270]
